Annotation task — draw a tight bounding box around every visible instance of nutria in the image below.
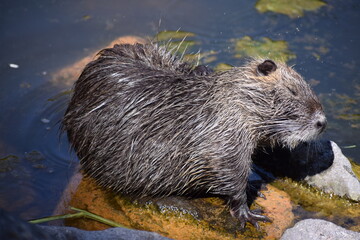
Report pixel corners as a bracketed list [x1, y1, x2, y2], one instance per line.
[62, 43, 326, 228]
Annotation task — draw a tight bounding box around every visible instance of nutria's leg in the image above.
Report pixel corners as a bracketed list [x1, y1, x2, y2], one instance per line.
[229, 196, 271, 229]
[217, 133, 270, 228]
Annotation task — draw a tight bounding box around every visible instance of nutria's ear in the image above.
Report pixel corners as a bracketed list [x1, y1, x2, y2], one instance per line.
[257, 60, 277, 76]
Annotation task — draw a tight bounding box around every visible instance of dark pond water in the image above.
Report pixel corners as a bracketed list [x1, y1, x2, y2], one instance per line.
[0, 0, 359, 225]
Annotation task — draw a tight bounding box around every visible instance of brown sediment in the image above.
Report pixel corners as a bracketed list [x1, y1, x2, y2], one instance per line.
[256, 185, 294, 239]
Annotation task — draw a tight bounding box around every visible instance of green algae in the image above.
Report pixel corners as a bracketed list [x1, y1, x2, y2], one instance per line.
[214, 63, 233, 72]
[255, 0, 327, 18]
[155, 30, 196, 42]
[233, 36, 296, 62]
[0, 154, 19, 172]
[155, 30, 198, 55]
[165, 40, 198, 55]
[350, 160, 360, 180]
[320, 93, 360, 129]
[272, 178, 360, 218]
[154, 31, 221, 66]
[183, 50, 218, 65]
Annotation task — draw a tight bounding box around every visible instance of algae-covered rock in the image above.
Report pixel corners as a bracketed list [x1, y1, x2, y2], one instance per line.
[233, 36, 296, 62]
[255, 0, 327, 18]
[272, 176, 360, 221]
[62, 174, 294, 240]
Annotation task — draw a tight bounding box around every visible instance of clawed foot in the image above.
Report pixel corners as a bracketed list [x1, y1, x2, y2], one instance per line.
[230, 203, 271, 229]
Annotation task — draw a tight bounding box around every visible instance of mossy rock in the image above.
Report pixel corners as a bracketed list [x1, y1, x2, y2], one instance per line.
[65, 175, 294, 239]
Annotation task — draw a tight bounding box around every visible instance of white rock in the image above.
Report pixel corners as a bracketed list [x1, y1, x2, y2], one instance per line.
[281, 219, 360, 240]
[305, 141, 360, 201]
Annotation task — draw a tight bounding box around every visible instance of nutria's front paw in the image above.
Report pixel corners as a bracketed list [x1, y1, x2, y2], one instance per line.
[230, 204, 271, 229]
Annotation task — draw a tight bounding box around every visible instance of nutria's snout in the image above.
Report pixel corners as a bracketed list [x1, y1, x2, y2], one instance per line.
[315, 113, 327, 133]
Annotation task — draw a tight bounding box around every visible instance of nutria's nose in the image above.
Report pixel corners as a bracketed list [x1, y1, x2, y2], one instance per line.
[315, 118, 327, 133]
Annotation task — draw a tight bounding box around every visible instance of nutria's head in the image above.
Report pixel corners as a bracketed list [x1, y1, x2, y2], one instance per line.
[221, 59, 326, 149]
[258, 59, 326, 148]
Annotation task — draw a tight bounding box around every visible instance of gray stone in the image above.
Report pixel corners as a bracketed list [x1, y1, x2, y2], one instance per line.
[37, 225, 172, 240]
[280, 219, 360, 240]
[305, 141, 360, 201]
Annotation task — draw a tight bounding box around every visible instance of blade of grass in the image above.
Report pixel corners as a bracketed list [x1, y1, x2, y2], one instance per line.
[70, 207, 128, 228]
[29, 212, 84, 224]
[29, 206, 128, 229]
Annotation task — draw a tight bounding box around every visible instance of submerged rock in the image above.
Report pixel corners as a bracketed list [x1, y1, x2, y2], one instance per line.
[280, 219, 360, 240]
[0, 209, 52, 240]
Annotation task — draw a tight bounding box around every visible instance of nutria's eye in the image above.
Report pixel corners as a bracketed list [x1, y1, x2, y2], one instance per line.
[287, 86, 298, 96]
[257, 60, 277, 76]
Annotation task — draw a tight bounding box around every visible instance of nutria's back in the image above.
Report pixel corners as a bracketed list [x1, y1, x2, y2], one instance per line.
[62, 43, 326, 228]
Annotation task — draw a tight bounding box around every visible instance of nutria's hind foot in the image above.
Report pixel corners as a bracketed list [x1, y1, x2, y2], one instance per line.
[230, 203, 271, 230]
